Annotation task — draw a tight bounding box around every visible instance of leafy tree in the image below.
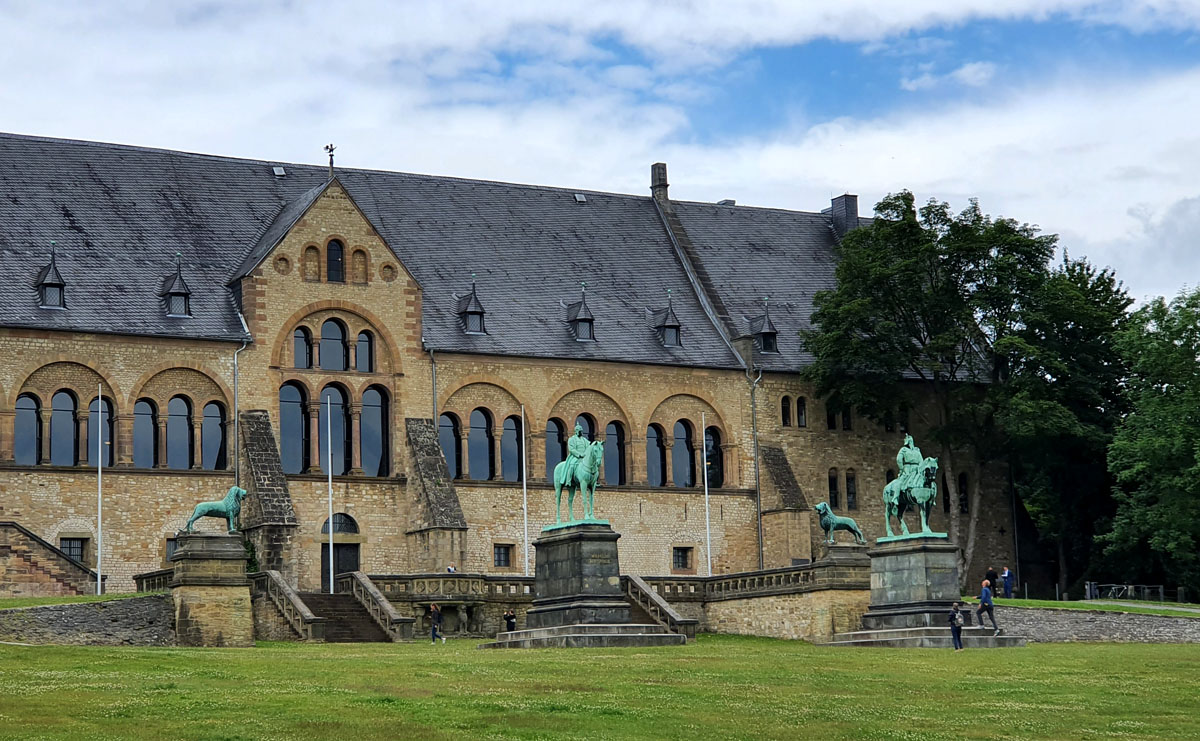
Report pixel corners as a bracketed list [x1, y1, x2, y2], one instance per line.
[1103, 288, 1200, 595]
[803, 191, 1055, 583]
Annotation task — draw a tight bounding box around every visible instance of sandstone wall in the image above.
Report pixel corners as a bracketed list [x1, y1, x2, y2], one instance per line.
[0, 595, 174, 645]
[996, 606, 1200, 643]
[703, 589, 870, 643]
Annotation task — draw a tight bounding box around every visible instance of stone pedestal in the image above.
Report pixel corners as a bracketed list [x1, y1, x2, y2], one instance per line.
[820, 541, 870, 567]
[863, 536, 959, 630]
[526, 523, 631, 628]
[170, 533, 254, 647]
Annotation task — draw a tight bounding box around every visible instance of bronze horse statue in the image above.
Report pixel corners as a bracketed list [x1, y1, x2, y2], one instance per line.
[553, 439, 604, 523]
[882, 457, 939, 537]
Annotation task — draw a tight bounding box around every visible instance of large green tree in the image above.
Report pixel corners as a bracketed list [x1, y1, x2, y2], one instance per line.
[802, 191, 1055, 583]
[1103, 288, 1200, 595]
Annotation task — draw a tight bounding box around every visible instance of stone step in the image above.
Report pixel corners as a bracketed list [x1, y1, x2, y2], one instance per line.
[495, 623, 671, 642]
[296, 592, 390, 643]
[481, 628, 687, 650]
[835, 626, 1007, 641]
[825, 627, 1027, 648]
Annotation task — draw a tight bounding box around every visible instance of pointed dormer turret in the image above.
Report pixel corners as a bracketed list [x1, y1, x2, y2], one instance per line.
[567, 282, 595, 342]
[37, 241, 66, 309]
[748, 297, 778, 354]
[457, 273, 486, 334]
[652, 288, 682, 347]
[164, 252, 192, 317]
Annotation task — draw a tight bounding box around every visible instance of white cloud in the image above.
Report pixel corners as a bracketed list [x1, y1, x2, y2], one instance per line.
[951, 61, 997, 86]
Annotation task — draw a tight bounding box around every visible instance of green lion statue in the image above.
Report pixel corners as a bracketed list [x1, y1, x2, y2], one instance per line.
[184, 486, 247, 534]
[815, 501, 865, 545]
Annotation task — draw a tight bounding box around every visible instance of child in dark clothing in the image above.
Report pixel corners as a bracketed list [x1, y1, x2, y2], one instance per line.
[949, 601, 965, 651]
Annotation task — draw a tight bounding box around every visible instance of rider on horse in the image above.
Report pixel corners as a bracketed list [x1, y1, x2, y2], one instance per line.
[895, 434, 924, 496]
[561, 423, 589, 488]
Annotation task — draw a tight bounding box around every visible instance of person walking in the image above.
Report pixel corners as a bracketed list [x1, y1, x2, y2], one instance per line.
[503, 609, 516, 633]
[948, 601, 965, 651]
[975, 579, 1000, 636]
[1001, 566, 1014, 599]
[430, 603, 446, 644]
[985, 566, 999, 595]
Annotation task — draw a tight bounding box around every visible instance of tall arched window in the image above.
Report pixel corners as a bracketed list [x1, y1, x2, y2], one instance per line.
[361, 386, 388, 477]
[133, 399, 157, 468]
[828, 468, 840, 508]
[202, 402, 227, 470]
[327, 240, 345, 283]
[846, 468, 858, 510]
[468, 408, 493, 480]
[320, 320, 348, 371]
[545, 418, 566, 480]
[501, 415, 522, 482]
[319, 385, 350, 476]
[279, 383, 309, 475]
[50, 391, 78, 466]
[356, 331, 374, 373]
[438, 413, 462, 479]
[166, 396, 193, 470]
[958, 472, 970, 514]
[351, 249, 368, 284]
[781, 396, 791, 427]
[303, 246, 320, 281]
[293, 327, 313, 369]
[87, 397, 114, 467]
[704, 426, 723, 488]
[796, 397, 807, 428]
[575, 414, 595, 440]
[14, 394, 41, 465]
[672, 420, 695, 487]
[604, 421, 626, 486]
[646, 424, 666, 487]
[321, 513, 359, 534]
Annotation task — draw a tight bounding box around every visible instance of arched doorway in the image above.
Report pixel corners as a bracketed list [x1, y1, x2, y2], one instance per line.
[320, 513, 361, 592]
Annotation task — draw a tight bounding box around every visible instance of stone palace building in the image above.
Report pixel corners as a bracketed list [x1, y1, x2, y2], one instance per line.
[0, 132, 1017, 594]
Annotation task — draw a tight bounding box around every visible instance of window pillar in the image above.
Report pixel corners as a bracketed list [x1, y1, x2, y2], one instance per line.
[491, 425, 504, 481]
[531, 430, 547, 483]
[721, 443, 736, 488]
[115, 414, 133, 467]
[191, 419, 203, 470]
[630, 434, 647, 485]
[306, 403, 321, 474]
[663, 438, 675, 487]
[459, 427, 470, 482]
[40, 409, 52, 464]
[76, 410, 89, 465]
[348, 402, 364, 475]
[0, 410, 13, 463]
[155, 417, 168, 469]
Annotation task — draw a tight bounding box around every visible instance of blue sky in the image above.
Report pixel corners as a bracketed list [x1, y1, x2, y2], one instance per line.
[2, 1, 1200, 300]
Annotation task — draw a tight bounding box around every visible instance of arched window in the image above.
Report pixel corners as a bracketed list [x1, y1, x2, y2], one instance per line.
[351, 249, 368, 284]
[796, 397, 807, 428]
[167, 396, 193, 470]
[327, 240, 345, 283]
[319, 385, 350, 476]
[828, 468, 840, 508]
[355, 331, 374, 373]
[293, 327, 312, 369]
[320, 320, 348, 371]
[958, 472, 970, 514]
[50, 391, 78, 466]
[781, 396, 791, 427]
[321, 513, 359, 534]
[604, 421, 626, 486]
[202, 402, 227, 470]
[575, 414, 595, 441]
[133, 399, 157, 468]
[704, 426, 724, 488]
[672, 420, 695, 487]
[360, 386, 388, 477]
[501, 415, 523, 482]
[14, 394, 41, 465]
[646, 424, 666, 486]
[545, 418, 566, 480]
[303, 246, 320, 281]
[438, 413, 462, 479]
[468, 408, 494, 480]
[826, 404, 837, 430]
[846, 468, 858, 510]
[87, 397, 114, 467]
[279, 383, 309, 475]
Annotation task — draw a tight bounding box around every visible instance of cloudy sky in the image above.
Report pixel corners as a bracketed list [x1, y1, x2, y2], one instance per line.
[2, 1, 1198, 301]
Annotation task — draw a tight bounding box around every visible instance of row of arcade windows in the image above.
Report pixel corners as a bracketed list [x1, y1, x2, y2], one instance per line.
[303, 240, 368, 284]
[827, 467, 859, 510]
[14, 392, 226, 470]
[293, 322, 374, 372]
[278, 382, 389, 477]
[781, 396, 807, 427]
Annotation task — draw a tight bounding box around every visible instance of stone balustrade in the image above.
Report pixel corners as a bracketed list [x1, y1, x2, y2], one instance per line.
[133, 567, 173, 593]
[335, 571, 414, 641]
[248, 570, 325, 641]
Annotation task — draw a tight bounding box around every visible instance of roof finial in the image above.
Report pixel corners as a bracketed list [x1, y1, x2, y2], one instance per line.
[666, 287, 673, 306]
[49, 240, 57, 261]
[324, 143, 336, 178]
[580, 281, 587, 294]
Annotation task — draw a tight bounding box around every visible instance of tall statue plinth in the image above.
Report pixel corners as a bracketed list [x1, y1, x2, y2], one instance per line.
[862, 536, 961, 630]
[170, 532, 254, 647]
[526, 523, 631, 628]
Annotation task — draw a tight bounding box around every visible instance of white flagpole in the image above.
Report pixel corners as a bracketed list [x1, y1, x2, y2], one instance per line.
[96, 383, 103, 595]
[521, 404, 529, 577]
[327, 395, 334, 595]
[703, 411, 712, 577]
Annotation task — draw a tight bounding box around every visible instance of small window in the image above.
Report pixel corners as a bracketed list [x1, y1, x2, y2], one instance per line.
[465, 312, 484, 334]
[60, 537, 86, 563]
[41, 284, 64, 308]
[796, 397, 807, 428]
[842, 407, 852, 431]
[327, 240, 345, 283]
[781, 396, 792, 427]
[167, 293, 189, 317]
[165, 537, 179, 563]
[826, 404, 837, 431]
[663, 326, 680, 347]
[321, 513, 359, 534]
[672, 546, 694, 572]
[846, 469, 858, 510]
[493, 544, 513, 568]
[828, 468, 840, 509]
[577, 319, 594, 341]
[356, 332, 374, 373]
[760, 333, 778, 353]
[293, 327, 313, 369]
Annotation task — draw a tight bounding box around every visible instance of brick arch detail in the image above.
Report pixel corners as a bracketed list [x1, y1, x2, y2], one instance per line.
[646, 392, 728, 438]
[546, 387, 634, 434]
[270, 300, 402, 375]
[442, 380, 525, 424]
[9, 357, 124, 410]
[441, 376, 529, 417]
[541, 382, 635, 431]
[277, 376, 319, 404]
[127, 362, 233, 411]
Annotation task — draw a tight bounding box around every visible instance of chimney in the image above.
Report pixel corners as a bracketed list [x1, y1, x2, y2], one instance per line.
[651, 162, 669, 205]
[830, 193, 859, 239]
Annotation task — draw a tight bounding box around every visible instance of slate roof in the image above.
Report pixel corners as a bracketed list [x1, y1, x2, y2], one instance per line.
[0, 132, 854, 371]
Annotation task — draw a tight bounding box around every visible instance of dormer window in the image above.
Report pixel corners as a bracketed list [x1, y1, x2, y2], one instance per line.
[567, 283, 595, 342]
[748, 298, 779, 354]
[163, 253, 192, 318]
[760, 332, 778, 353]
[456, 277, 487, 335]
[652, 289, 682, 348]
[37, 242, 66, 309]
[664, 326, 680, 347]
[168, 293, 190, 317]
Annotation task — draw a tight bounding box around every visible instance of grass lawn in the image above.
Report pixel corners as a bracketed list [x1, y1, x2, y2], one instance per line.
[0, 592, 153, 609]
[1, 636, 1198, 740]
[962, 596, 1200, 619]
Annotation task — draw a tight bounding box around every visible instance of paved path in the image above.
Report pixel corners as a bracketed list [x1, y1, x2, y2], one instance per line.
[1088, 600, 1200, 614]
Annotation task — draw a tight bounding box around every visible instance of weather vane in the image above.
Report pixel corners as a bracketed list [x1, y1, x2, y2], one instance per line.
[324, 143, 336, 177]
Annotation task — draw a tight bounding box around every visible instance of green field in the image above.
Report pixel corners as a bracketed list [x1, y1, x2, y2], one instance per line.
[0, 592, 150, 609]
[1, 637, 1197, 740]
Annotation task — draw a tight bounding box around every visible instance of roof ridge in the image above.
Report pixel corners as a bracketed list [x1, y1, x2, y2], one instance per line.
[672, 198, 833, 219]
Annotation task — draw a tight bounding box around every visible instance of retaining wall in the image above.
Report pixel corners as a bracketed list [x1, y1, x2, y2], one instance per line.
[0, 595, 174, 645]
[996, 605, 1200, 643]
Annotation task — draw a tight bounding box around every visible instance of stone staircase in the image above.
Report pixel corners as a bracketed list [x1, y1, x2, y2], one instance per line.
[296, 593, 389, 643]
[824, 626, 1026, 648]
[0, 522, 102, 597]
[481, 623, 688, 649]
